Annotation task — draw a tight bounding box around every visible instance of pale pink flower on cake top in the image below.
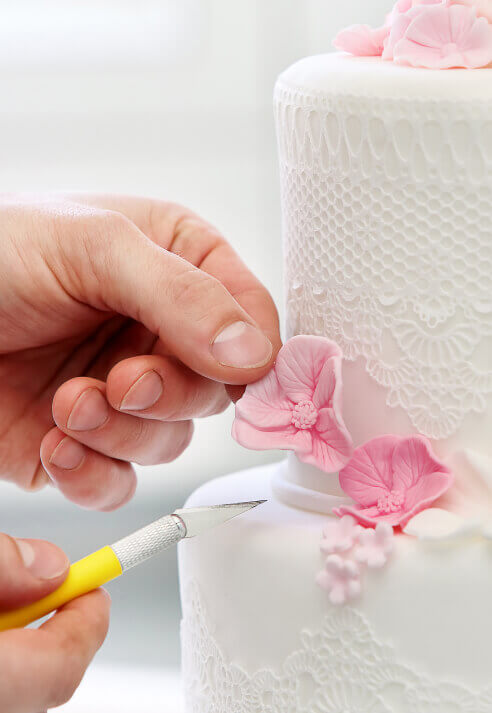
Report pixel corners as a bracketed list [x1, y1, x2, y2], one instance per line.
[320, 515, 363, 554]
[232, 336, 353, 473]
[383, 3, 439, 60]
[334, 0, 441, 58]
[354, 522, 394, 568]
[333, 24, 390, 56]
[316, 555, 361, 605]
[394, 0, 414, 12]
[392, 3, 492, 68]
[450, 0, 492, 23]
[390, 0, 443, 18]
[333, 0, 492, 69]
[334, 435, 453, 528]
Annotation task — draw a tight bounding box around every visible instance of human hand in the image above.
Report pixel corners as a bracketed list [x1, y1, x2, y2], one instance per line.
[0, 533, 109, 712]
[0, 193, 280, 508]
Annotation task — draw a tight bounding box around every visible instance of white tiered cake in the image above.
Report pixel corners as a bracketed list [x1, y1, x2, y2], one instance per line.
[179, 20, 492, 713]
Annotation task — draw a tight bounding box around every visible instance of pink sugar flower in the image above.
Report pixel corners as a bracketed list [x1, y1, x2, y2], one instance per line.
[232, 336, 353, 473]
[316, 555, 361, 605]
[354, 523, 394, 568]
[334, 0, 443, 58]
[395, 0, 414, 12]
[334, 435, 453, 528]
[393, 3, 492, 68]
[320, 515, 363, 555]
[333, 24, 390, 56]
[449, 0, 492, 24]
[383, 3, 440, 60]
[386, 0, 442, 26]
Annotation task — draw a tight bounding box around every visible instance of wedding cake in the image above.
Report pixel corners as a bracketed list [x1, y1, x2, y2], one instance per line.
[179, 2, 492, 710]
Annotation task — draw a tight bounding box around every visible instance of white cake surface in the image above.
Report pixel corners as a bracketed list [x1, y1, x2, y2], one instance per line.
[275, 52, 492, 498]
[278, 53, 492, 100]
[180, 52, 492, 712]
[180, 463, 492, 711]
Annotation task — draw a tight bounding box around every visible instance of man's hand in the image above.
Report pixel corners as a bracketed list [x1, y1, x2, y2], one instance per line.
[0, 533, 110, 712]
[0, 193, 281, 509]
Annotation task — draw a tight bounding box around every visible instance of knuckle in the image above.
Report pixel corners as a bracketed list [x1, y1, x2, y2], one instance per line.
[113, 419, 148, 464]
[186, 382, 229, 418]
[154, 421, 194, 465]
[173, 212, 223, 243]
[177, 419, 194, 455]
[170, 214, 228, 268]
[167, 267, 225, 315]
[169, 220, 198, 257]
[166, 266, 244, 337]
[45, 654, 84, 708]
[48, 673, 80, 708]
[54, 208, 136, 304]
[67, 208, 124, 250]
[210, 389, 231, 416]
[95, 208, 133, 237]
[80, 208, 133, 257]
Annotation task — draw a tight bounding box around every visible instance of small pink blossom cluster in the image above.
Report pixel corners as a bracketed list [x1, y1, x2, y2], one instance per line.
[334, 0, 492, 69]
[316, 516, 394, 605]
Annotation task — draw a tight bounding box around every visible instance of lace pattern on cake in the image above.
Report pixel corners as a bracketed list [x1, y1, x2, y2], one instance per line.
[181, 582, 491, 713]
[275, 81, 492, 439]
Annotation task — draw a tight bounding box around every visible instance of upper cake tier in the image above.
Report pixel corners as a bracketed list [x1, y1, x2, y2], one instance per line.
[274, 53, 492, 475]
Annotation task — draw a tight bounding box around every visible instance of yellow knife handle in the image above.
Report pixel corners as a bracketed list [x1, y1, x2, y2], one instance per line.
[0, 546, 122, 632]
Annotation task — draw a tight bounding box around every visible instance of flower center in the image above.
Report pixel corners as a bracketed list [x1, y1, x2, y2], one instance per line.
[441, 42, 457, 57]
[291, 400, 318, 430]
[377, 490, 404, 514]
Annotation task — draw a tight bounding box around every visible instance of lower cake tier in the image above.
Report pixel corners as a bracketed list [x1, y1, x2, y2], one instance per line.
[178, 462, 492, 713]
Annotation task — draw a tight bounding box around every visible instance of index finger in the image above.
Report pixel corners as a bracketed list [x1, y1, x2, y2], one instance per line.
[0, 589, 110, 712]
[63, 193, 282, 359]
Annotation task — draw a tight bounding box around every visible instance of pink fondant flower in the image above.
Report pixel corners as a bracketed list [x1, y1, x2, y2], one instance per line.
[393, 3, 492, 68]
[387, 0, 443, 25]
[333, 24, 390, 56]
[449, 0, 492, 23]
[320, 515, 363, 555]
[316, 555, 361, 605]
[354, 522, 394, 568]
[383, 3, 440, 60]
[334, 0, 443, 58]
[334, 435, 453, 528]
[232, 336, 353, 472]
[395, 0, 414, 12]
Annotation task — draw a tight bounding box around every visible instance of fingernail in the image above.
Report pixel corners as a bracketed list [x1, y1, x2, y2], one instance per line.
[120, 370, 163, 411]
[211, 321, 272, 369]
[49, 437, 86, 470]
[15, 538, 69, 580]
[67, 388, 109, 431]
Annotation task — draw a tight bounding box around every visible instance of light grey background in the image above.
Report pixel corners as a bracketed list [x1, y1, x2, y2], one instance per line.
[0, 0, 390, 692]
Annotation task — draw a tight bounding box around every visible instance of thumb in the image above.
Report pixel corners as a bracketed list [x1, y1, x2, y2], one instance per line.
[0, 534, 69, 611]
[68, 211, 275, 385]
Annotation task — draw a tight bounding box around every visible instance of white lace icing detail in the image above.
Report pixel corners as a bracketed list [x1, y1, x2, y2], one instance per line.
[275, 81, 492, 439]
[181, 582, 491, 713]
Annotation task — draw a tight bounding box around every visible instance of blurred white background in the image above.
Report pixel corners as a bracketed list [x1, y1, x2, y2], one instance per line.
[0, 0, 390, 709]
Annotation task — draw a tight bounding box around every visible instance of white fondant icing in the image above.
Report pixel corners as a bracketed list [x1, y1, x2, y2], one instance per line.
[179, 51, 492, 712]
[278, 53, 492, 100]
[275, 52, 492, 497]
[403, 507, 480, 540]
[286, 453, 346, 497]
[179, 464, 492, 708]
[272, 456, 351, 515]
